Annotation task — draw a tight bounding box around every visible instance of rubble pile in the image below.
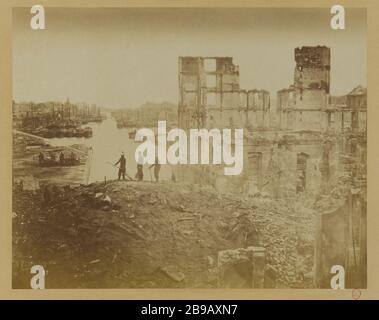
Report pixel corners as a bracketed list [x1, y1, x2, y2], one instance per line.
[13, 180, 317, 288]
[219, 196, 316, 288]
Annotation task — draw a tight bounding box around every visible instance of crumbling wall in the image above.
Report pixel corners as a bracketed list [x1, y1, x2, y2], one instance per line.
[314, 192, 367, 288]
[178, 56, 272, 187]
[326, 111, 343, 133]
[242, 134, 342, 198]
[218, 247, 266, 288]
[277, 46, 331, 131]
[179, 56, 270, 132]
[358, 111, 367, 131]
[178, 56, 242, 131]
[294, 67, 329, 92]
[245, 151, 263, 194]
[291, 110, 325, 131]
[294, 90, 328, 110]
[277, 88, 295, 111]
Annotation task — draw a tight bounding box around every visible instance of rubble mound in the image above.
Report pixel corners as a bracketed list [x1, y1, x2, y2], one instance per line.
[13, 180, 316, 288]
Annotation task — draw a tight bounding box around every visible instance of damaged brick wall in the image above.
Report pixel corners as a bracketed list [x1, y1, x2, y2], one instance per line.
[314, 192, 367, 288]
[241, 133, 341, 198]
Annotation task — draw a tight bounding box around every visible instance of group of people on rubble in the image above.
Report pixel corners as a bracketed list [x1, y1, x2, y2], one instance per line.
[114, 151, 161, 182]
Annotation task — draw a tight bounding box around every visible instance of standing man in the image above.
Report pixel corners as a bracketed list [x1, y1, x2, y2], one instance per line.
[136, 151, 144, 181]
[59, 151, 65, 165]
[38, 152, 44, 165]
[115, 152, 126, 180]
[149, 157, 161, 182]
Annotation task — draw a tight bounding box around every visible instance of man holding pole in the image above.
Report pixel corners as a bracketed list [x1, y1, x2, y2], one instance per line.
[114, 152, 127, 180]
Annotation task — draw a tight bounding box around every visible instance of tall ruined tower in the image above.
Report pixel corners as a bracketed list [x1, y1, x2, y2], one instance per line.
[293, 46, 330, 109]
[278, 46, 331, 131]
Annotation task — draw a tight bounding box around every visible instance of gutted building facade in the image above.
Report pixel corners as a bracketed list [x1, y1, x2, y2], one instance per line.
[177, 48, 366, 289]
[177, 51, 366, 200]
[178, 56, 270, 131]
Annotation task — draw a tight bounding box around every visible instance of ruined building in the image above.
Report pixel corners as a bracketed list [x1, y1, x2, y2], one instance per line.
[177, 56, 271, 188]
[178, 56, 270, 131]
[178, 51, 366, 197]
[344, 85, 367, 132]
[177, 49, 366, 289]
[278, 46, 331, 131]
[277, 46, 367, 134]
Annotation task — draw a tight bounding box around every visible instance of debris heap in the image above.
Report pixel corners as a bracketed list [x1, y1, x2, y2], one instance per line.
[13, 180, 317, 288]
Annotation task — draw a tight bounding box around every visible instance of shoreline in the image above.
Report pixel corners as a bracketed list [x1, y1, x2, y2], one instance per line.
[13, 133, 90, 190]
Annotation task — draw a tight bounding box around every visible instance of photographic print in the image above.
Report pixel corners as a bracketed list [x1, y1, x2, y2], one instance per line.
[11, 6, 367, 290]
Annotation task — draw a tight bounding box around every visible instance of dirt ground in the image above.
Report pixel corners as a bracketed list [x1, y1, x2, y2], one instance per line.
[12, 179, 316, 289]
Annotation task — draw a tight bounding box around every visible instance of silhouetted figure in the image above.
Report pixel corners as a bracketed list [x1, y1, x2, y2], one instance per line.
[149, 157, 161, 182]
[38, 152, 44, 165]
[59, 152, 65, 164]
[115, 152, 126, 180]
[136, 151, 144, 181]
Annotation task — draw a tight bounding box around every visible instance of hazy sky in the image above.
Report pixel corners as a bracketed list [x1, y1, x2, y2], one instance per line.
[13, 7, 366, 107]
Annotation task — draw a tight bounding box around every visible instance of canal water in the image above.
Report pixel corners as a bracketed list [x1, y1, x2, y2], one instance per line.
[48, 115, 172, 183]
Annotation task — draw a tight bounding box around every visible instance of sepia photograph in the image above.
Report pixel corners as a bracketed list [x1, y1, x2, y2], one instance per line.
[11, 6, 367, 290]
